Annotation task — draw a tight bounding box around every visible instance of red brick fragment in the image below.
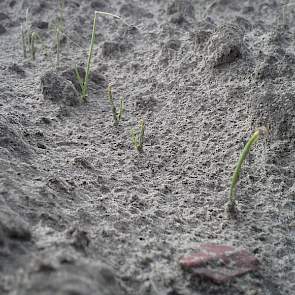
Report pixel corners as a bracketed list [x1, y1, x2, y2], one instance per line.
[179, 251, 215, 268]
[179, 243, 259, 284]
[229, 249, 259, 269]
[201, 243, 236, 255]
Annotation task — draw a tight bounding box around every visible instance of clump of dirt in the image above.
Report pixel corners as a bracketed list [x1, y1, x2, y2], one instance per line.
[0, 0, 294, 295]
[205, 22, 245, 67]
[41, 71, 80, 106]
[0, 114, 32, 159]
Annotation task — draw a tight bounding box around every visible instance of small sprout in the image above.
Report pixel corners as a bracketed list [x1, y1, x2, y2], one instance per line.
[226, 127, 269, 217]
[55, 26, 61, 69]
[21, 9, 41, 61]
[75, 11, 127, 102]
[55, 0, 66, 69]
[57, 0, 65, 32]
[49, 0, 65, 70]
[30, 32, 40, 61]
[21, 9, 30, 59]
[107, 85, 124, 125]
[21, 24, 27, 58]
[131, 119, 145, 153]
[75, 11, 98, 102]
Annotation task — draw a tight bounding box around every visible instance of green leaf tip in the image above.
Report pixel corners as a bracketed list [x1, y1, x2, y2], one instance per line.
[227, 126, 268, 217]
[131, 119, 145, 153]
[107, 85, 124, 125]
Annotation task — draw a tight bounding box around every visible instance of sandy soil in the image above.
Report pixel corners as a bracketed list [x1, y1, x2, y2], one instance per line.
[0, 0, 294, 294]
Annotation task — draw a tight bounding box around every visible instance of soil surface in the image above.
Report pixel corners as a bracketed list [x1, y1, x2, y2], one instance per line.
[0, 0, 294, 294]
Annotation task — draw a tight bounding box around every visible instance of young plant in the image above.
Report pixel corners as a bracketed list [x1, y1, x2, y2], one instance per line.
[21, 9, 41, 61]
[30, 32, 40, 61]
[226, 127, 268, 217]
[55, 25, 61, 69]
[131, 119, 145, 153]
[57, 0, 65, 32]
[75, 11, 126, 102]
[21, 9, 30, 59]
[107, 85, 124, 125]
[75, 12, 98, 102]
[21, 24, 27, 58]
[54, 0, 65, 69]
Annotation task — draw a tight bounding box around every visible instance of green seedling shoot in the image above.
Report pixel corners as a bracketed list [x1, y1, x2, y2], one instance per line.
[21, 24, 27, 58]
[54, 0, 65, 69]
[58, 0, 65, 32]
[227, 127, 268, 216]
[30, 32, 39, 60]
[21, 9, 30, 59]
[131, 119, 145, 153]
[21, 9, 41, 61]
[75, 11, 125, 102]
[75, 11, 97, 102]
[55, 26, 61, 69]
[107, 85, 124, 125]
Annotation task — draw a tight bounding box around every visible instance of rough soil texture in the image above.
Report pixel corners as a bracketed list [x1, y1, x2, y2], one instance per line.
[0, 0, 294, 294]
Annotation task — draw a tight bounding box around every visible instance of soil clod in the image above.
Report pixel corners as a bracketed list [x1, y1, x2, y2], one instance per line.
[40, 71, 80, 106]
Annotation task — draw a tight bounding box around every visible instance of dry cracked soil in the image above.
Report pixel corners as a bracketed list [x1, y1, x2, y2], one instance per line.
[0, 0, 294, 294]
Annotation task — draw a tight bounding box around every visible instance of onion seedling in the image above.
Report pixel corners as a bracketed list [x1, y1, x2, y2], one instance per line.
[107, 85, 124, 125]
[21, 9, 41, 61]
[21, 24, 27, 58]
[131, 119, 145, 153]
[226, 127, 268, 217]
[75, 11, 124, 102]
[58, 0, 65, 32]
[30, 32, 40, 61]
[54, 0, 65, 69]
[21, 9, 30, 59]
[55, 26, 61, 69]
